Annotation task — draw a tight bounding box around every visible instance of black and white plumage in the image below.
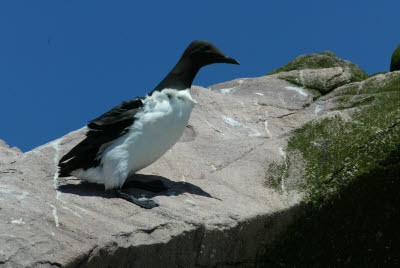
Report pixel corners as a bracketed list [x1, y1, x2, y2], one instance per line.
[58, 40, 239, 208]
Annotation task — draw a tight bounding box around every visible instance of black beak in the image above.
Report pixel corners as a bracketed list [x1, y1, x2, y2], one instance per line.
[223, 55, 240, 65]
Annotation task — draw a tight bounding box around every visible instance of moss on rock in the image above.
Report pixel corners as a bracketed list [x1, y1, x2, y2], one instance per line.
[390, 44, 400, 72]
[271, 67, 353, 95]
[266, 51, 369, 83]
[263, 72, 400, 266]
[371, 71, 388, 77]
[272, 72, 400, 204]
[262, 163, 400, 266]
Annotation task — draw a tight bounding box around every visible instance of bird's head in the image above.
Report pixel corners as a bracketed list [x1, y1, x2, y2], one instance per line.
[151, 40, 239, 93]
[181, 40, 240, 68]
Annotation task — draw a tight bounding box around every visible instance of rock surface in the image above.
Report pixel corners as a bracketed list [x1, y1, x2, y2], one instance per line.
[266, 51, 369, 94]
[270, 67, 352, 95]
[1, 58, 397, 267]
[0, 76, 319, 267]
[263, 70, 400, 266]
[0, 140, 22, 161]
[266, 70, 400, 196]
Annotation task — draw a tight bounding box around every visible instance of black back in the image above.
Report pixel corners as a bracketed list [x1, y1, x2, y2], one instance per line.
[58, 98, 143, 176]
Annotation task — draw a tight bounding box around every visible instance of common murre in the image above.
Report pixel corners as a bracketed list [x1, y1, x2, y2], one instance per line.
[58, 40, 239, 209]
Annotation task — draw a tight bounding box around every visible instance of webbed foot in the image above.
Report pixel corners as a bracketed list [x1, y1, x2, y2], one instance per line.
[116, 189, 159, 209]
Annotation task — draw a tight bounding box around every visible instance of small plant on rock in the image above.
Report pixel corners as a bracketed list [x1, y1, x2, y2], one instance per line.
[390, 44, 400, 72]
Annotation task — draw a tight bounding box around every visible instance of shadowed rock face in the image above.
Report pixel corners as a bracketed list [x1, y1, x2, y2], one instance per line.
[1, 67, 397, 266]
[262, 71, 400, 266]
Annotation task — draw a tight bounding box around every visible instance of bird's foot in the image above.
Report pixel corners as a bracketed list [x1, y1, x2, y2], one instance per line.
[115, 189, 159, 209]
[123, 179, 168, 193]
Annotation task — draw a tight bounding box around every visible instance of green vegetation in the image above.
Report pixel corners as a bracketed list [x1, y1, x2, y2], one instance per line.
[265, 161, 286, 189]
[335, 95, 375, 110]
[262, 54, 400, 267]
[266, 73, 400, 205]
[266, 51, 369, 82]
[263, 72, 400, 266]
[391, 44, 400, 72]
[267, 51, 339, 74]
[262, 164, 400, 266]
[306, 88, 322, 101]
[370, 71, 388, 77]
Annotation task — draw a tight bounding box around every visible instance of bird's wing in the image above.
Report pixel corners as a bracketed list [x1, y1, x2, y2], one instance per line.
[58, 97, 143, 176]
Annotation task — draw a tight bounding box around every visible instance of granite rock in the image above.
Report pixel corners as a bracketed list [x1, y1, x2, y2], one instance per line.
[0, 76, 330, 267]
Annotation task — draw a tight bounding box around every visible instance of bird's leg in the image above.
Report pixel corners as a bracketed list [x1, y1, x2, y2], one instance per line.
[123, 180, 168, 193]
[115, 189, 159, 209]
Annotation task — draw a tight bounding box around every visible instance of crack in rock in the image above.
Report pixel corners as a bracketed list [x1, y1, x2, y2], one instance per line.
[216, 140, 266, 172]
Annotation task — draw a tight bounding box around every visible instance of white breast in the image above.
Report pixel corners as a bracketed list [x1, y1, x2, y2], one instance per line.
[74, 88, 197, 189]
[122, 88, 197, 172]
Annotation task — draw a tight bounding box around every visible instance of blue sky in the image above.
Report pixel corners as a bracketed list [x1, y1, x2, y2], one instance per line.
[1, 0, 399, 151]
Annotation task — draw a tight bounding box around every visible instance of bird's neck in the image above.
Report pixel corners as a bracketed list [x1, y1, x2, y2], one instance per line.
[151, 58, 200, 94]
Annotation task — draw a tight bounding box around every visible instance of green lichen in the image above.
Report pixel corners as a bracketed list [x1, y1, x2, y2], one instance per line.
[334, 72, 400, 97]
[278, 75, 302, 88]
[335, 95, 375, 110]
[390, 44, 400, 72]
[262, 72, 400, 267]
[266, 51, 369, 82]
[306, 88, 322, 101]
[349, 64, 370, 82]
[267, 52, 340, 74]
[371, 71, 388, 77]
[265, 161, 287, 190]
[275, 73, 400, 204]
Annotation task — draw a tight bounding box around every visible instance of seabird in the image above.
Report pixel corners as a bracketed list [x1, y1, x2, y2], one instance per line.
[58, 40, 239, 209]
